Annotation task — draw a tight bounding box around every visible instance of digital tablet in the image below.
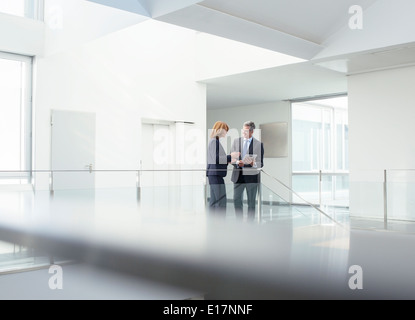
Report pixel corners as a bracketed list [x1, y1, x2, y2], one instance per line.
[242, 154, 257, 164]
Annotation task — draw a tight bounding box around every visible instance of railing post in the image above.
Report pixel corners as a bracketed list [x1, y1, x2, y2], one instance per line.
[49, 171, 54, 196]
[257, 171, 262, 223]
[319, 170, 322, 208]
[136, 170, 141, 203]
[204, 177, 208, 207]
[319, 170, 322, 224]
[49, 170, 55, 265]
[383, 169, 388, 229]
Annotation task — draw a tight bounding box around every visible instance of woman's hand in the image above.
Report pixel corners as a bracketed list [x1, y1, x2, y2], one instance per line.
[230, 151, 240, 162]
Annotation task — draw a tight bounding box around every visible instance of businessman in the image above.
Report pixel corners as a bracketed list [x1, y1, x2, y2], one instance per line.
[231, 121, 264, 220]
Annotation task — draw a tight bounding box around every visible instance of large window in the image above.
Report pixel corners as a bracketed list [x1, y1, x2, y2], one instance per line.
[292, 96, 349, 207]
[0, 52, 32, 184]
[0, 0, 43, 20]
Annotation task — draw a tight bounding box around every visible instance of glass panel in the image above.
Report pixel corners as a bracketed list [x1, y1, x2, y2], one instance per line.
[292, 174, 319, 205]
[387, 170, 415, 221]
[335, 175, 349, 206]
[321, 175, 333, 202]
[344, 125, 349, 171]
[261, 180, 320, 227]
[349, 181, 384, 220]
[261, 171, 345, 227]
[320, 174, 349, 208]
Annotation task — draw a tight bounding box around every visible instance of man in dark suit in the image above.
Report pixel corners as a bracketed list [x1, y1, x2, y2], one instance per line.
[231, 121, 264, 220]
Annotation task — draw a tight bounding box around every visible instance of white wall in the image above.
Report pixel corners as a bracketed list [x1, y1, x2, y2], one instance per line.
[207, 101, 292, 201]
[34, 19, 206, 189]
[348, 65, 415, 219]
[0, 12, 44, 56]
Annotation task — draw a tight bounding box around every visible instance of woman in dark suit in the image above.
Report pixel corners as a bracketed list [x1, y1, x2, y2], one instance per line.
[207, 121, 240, 216]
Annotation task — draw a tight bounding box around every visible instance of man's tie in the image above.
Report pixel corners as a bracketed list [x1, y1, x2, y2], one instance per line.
[242, 139, 249, 159]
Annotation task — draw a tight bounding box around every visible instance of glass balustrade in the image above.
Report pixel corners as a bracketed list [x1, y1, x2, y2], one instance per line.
[292, 172, 349, 208]
[386, 170, 415, 222]
[0, 168, 345, 274]
[347, 169, 415, 232]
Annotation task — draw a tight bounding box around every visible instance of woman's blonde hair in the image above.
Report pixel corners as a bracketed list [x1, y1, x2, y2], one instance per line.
[210, 121, 229, 138]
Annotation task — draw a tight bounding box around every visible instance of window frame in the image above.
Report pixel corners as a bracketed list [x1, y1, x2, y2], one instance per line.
[0, 51, 33, 185]
[291, 95, 349, 206]
[0, 0, 44, 20]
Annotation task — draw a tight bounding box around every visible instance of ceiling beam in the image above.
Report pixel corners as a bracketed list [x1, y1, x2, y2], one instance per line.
[86, 0, 150, 16]
[156, 4, 323, 60]
[86, 0, 204, 18]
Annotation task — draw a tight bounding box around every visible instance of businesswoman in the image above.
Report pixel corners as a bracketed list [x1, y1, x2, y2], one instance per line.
[207, 121, 240, 216]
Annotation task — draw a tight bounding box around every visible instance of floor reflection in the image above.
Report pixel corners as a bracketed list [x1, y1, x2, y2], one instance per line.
[2, 188, 415, 299]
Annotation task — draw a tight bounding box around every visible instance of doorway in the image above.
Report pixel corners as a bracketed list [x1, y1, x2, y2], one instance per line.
[50, 109, 96, 190]
[140, 122, 175, 213]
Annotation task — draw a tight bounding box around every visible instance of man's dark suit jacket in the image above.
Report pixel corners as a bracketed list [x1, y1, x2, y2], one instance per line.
[231, 137, 264, 183]
[206, 138, 231, 177]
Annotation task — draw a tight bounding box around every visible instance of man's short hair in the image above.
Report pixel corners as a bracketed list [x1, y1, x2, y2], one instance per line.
[244, 121, 256, 132]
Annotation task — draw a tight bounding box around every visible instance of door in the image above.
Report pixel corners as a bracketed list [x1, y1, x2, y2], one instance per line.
[51, 110, 96, 190]
[141, 123, 172, 212]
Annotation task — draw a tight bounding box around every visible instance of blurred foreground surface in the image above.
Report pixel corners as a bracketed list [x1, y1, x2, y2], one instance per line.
[1, 187, 415, 299]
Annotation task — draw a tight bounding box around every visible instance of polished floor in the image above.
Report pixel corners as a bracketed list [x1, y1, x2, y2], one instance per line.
[2, 187, 415, 299]
[1, 191, 415, 274]
[217, 201, 415, 234]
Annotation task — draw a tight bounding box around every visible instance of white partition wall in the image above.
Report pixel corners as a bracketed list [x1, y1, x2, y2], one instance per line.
[348, 65, 415, 219]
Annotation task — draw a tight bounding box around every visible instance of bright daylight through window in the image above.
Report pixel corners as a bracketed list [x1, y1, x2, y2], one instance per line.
[0, 0, 42, 19]
[0, 53, 32, 184]
[292, 96, 349, 207]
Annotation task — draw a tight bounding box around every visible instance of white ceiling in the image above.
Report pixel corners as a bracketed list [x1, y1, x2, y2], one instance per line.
[203, 61, 347, 109]
[197, 0, 378, 44]
[203, 41, 415, 109]
[88, 0, 415, 109]
[156, 0, 379, 60]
